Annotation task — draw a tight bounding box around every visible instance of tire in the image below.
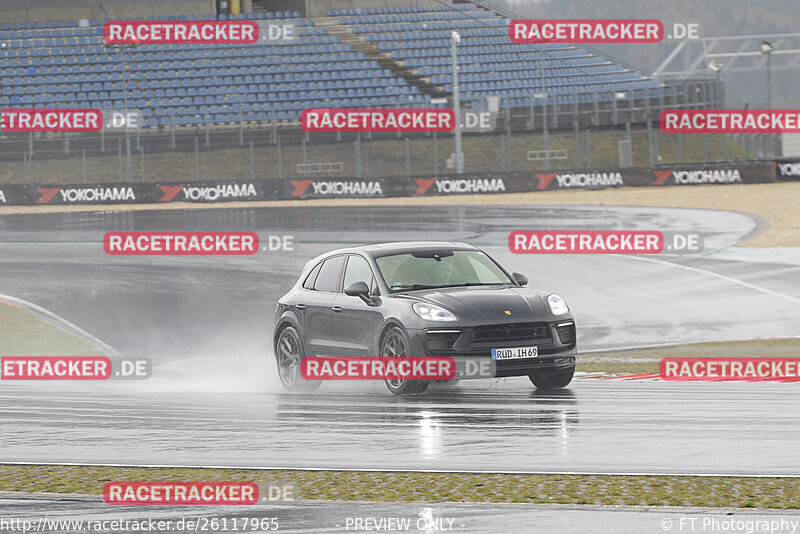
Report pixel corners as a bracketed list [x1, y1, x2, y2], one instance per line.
[275, 325, 321, 392]
[529, 365, 575, 390]
[380, 326, 429, 395]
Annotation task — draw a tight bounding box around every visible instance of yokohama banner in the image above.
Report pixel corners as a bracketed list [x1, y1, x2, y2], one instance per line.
[649, 163, 775, 186]
[155, 181, 277, 203]
[532, 168, 648, 190]
[31, 184, 146, 205]
[410, 174, 530, 196]
[0, 161, 780, 206]
[0, 185, 27, 205]
[283, 178, 390, 199]
[775, 160, 800, 180]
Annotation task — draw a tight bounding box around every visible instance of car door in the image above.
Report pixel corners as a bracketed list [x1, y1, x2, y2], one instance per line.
[298, 255, 345, 356]
[332, 254, 382, 356]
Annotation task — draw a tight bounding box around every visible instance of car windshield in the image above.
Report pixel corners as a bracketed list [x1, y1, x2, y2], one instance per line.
[375, 250, 514, 292]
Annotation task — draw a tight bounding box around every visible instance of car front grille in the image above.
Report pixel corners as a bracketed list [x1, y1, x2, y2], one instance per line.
[473, 322, 552, 344]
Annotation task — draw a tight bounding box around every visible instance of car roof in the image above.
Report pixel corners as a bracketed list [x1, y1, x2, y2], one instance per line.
[308, 241, 478, 264]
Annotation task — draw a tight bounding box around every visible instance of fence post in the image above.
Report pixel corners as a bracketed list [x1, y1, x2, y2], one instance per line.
[239, 112, 244, 146]
[205, 114, 210, 148]
[249, 141, 255, 179]
[194, 136, 200, 181]
[277, 131, 282, 179]
[118, 137, 123, 181]
[433, 131, 438, 175]
[585, 129, 591, 167]
[529, 93, 534, 130]
[543, 96, 550, 171]
[170, 114, 175, 149]
[405, 137, 410, 177]
[355, 134, 362, 179]
[574, 117, 580, 168]
[723, 133, 728, 160]
[702, 132, 707, 162]
[65, 132, 69, 155]
[140, 147, 145, 182]
[647, 114, 654, 168]
[28, 132, 33, 156]
[500, 135, 506, 172]
[506, 96, 512, 171]
[82, 149, 87, 183]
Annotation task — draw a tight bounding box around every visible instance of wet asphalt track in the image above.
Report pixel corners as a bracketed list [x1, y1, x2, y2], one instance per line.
[0, 205, 798, 476]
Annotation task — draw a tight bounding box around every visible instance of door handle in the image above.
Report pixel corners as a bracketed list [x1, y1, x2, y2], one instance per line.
[296, 304, 307, 310]
[332, 306, 343, 313]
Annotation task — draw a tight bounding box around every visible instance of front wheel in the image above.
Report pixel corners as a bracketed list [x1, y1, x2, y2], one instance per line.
[275, 326, 321, 392]
[381, 327, 429, 395]
[529, 365, 575, 390]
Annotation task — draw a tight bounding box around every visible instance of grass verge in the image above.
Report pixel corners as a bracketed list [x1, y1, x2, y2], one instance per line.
[578, 338, 800, 375]
[0, 465, 797, 509]
[0, 301, 103, 356]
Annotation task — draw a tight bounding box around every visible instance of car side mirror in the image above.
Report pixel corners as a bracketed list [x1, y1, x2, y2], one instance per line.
[512, 272, 528, 286]
[345, 281, 370, 296]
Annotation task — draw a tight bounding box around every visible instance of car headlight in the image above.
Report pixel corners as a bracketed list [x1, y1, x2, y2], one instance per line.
[413, 302, 458, 321]
[547, 294, 569, 315]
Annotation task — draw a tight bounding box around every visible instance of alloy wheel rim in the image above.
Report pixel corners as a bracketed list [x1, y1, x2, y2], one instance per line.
[277, 331, 301, 386]
[383, 331, 407, 389]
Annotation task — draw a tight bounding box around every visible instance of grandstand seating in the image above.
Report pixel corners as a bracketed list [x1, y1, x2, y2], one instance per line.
[0, 3, 672, 129]
[0, 11, 427, 128]
[329, 3, 669, 108]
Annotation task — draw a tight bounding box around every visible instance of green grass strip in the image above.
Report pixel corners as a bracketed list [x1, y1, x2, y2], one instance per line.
[0, 465, 798, 509]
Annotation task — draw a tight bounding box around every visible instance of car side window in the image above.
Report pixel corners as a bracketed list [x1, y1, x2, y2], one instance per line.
[313, 256, 346, 293]
[302, 262, 323, 290]
[343, 255, 377, 295]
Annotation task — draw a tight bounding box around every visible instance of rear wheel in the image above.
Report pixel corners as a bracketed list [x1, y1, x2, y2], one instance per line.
[529, 365, 575, 390]
[381, 327, 428, 395]
[275, 325, 321, 392]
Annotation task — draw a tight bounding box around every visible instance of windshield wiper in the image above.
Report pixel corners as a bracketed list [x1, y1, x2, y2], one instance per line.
[436, 282, 505, 288]
[391, 284, 438, 292]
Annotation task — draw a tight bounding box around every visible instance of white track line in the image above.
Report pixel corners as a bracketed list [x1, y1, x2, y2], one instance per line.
[621, 255, 800, 305]
[0, 292, 120, 356]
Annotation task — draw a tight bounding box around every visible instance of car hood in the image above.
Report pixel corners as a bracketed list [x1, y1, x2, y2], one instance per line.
[401, 285, 555, 322]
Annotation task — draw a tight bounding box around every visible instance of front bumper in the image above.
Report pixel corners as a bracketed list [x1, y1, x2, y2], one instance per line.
[407, 320, 577, 379]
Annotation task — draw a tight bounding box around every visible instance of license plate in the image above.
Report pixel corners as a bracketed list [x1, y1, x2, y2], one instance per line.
[492, 346, 538, 360]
